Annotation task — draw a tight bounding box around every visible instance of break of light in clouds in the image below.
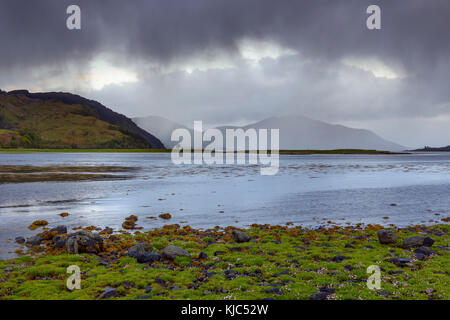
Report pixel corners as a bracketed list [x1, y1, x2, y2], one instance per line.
[1, 0, 450, 148]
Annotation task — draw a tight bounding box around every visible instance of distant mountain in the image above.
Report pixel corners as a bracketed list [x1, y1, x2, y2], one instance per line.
[0, 90, 164, 149]
[133, 115, 405, 151]
[133, 116, 194, 149]
[228, 115, 405, 151]
[411, 146, 450, 152]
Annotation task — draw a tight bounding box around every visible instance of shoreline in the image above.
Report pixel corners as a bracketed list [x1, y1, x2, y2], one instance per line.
[1, 219, 448, 300]
[0, 148, 409, 155]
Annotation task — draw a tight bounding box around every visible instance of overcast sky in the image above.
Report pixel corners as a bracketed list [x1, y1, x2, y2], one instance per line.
[1, 0, 449, 148]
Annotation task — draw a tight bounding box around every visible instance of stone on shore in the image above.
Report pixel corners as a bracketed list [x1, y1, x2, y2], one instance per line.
[232, 230, 251, 243]
[128, 243, 161, 263]
[159, 213, 172, 220]
[28, 220, 48, 230]
[403, 236, 434, 249]
[66, 230, 103, 254]
[50, 225, 68, 234]
[15, 236, 25, 244]
[98, 287, 118, 299]
[25, 235, 43, 246]
[377, 229, 398, 244]
[161, 245, 190, 260]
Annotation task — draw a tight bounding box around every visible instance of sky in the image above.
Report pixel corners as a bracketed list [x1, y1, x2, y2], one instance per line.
[0, 0, 449, 148]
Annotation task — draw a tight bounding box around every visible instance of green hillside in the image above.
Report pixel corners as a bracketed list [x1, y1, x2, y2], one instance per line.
[0, 91, 161, 149]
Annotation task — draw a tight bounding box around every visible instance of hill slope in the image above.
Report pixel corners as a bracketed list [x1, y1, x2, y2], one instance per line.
[133, 116, 192, 149]
[0, 90, 164, 149]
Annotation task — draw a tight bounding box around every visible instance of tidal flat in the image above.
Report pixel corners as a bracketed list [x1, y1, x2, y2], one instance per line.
[0, 165, 137, 183]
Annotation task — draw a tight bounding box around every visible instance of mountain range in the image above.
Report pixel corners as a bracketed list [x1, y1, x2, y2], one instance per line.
[133, 115, 405, 151]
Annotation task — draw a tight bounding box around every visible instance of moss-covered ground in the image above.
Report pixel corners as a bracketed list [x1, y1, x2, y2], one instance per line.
[0, 223, 448, 300]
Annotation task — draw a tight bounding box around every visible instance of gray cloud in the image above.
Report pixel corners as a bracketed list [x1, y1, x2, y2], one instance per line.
[1, 0, 450, 147]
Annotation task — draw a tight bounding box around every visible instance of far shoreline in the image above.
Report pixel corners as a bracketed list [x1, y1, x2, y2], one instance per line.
[0, 148, 410, 155]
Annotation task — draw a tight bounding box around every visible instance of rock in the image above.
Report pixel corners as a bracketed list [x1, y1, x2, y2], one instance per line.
[25, 236, 43, 246]
[309, 292, 330, 300]
[264, 288, 283, 295]
[128, 243, 160, 263]
[377, 229, 398, 244]
[28, 220, 48, 230]
[224, 270, 239, 280]
[59, 212, 69, 217]
[414, 246, 433, 256]
[310, 287, 335, 300]
[143, 287, 153, 293]
[122, 215, 138, 229]
[66, 230, 103, 254]
[161, 245, 190, 260]
[98, 287, 117, 299]
[231, 230, 251, 243]
[415, 253, 425, 261]
[403, 236, 432, 249]
[50, 225, 68, 234]
[159, 213, 172, 220]
[15, 236, 25, 244]
[344, 243, 355, 248]
[344, 265, 355, 271]
[128, 243, 152, 257]
[214, 251, 226, 256]
[154, 277, 165, 286]
[54, 239, 67, 248]
[332, 255, 350, 263]
[138, 252, 161, 263]
[379, 291, 390, 297]
[423, 237, 435, 247]
[386, 258, 412, 267]
[52, 235, 67, 248]
[198, 252, 208, 260]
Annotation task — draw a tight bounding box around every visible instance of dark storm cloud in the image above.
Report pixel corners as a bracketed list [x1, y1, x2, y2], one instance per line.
[1, 0, 449, 71]
[1, 0, 450, 147]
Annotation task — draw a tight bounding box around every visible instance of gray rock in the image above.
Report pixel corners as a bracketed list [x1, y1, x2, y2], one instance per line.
[332, 255, 350, 263]
[138, 252, 161, 263]
[53, 236, 67, 248]
[66, 230, 103, 254]
[128, 243, 160, 263]
[402, 236, 431, 249]
[377, 229, 398, 244]
[25, 236, 43, 246]
[198, 252, 208, 260]
[232, 230, 251, 243]
[15, 236, 25, 244]
[423, 237, 435, 247]
[161, 245, 190, 260]
[49, 225, 68, 234]
[264, 288, 283, 295]
[98, 287, 118, 299]
[414, 246, 433, 256]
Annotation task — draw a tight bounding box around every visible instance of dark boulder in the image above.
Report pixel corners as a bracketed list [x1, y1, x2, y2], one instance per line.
[377, 229, 398, 244]
[161, 245, 190, 260]
[66, 230, 103, 254]
[50, 225, 68, 234]
[231, 230, 251, 243]
[15, 236, 25, 244]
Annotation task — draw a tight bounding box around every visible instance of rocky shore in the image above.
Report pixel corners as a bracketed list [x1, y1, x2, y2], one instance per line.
[0, 216, 449, 300]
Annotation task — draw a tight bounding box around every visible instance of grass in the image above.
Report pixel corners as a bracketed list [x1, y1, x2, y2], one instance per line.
[0, 223, 448, 300]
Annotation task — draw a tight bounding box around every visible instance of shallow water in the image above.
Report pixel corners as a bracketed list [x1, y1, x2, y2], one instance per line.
[1, 152, 449, 259]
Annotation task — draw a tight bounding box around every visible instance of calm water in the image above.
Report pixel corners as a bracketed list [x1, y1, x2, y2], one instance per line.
[1, 152, 450, 259]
